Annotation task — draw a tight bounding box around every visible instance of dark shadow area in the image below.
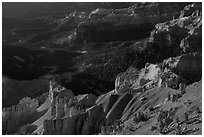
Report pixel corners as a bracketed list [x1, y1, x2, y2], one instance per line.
[2, 45, 82, 80]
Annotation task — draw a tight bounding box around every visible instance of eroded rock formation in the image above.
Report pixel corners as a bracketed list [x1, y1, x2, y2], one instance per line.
[2, 97, 39, 134]
[149, 3, 202, 60]
[115, 64, 161, 94]
[2, 2, 202, 135]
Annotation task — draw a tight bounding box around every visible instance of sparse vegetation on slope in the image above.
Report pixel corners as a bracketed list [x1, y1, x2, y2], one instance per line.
[2, 2, 202, 135]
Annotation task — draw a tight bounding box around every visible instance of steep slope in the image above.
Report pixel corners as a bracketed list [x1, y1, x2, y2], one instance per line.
[118, 81, 202, 135]
[2, 2, 202, 135]
[149, 3, 202, 61]
[2, 61, 202, 135]
[41, 63, 202, 135]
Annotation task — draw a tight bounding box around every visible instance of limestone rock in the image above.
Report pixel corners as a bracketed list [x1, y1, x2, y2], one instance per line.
[81, 105, 104, 134]
[149, 3, 202, 60]
[62, 116, 78, 134]
[115, 64, 161, 94]
[48, 81, 74, 118]
[2, 97, 39, 134]
[76, 114, 86, 135]
[176, 54, 202, 82]
[43, 82, 102, 135]
[96, 93, 119, 115]
[106, 93, 133, 125]
[75, 94, 97, 109]
[163, 54, 202, 83]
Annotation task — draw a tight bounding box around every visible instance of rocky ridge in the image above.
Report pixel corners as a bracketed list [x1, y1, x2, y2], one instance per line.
[2, 3, 202, 135]
[2, 97, 39, 134]
[38, 57, 202, 135]
[9, 3, 188, 48]
[149, 3, 202, 61]
[62, 3, 188, 45]
[3, 54, 201, 135]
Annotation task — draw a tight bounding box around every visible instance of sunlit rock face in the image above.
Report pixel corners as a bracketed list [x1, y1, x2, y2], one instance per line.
[115, 64, 161, 94]
[5, 57, 201, 135]
[43, 88, 133, 135]
[48, 81, 75, 117]
[44, 81, 101, 135]
[114, 56, 201, 93]
[149, 3, 202, 61]
[2, 2, 202, 135]
[43, 81, 133, 135]
[42, 63, 202, 135]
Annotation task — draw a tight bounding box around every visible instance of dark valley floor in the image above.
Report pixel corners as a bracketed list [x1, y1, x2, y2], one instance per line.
[2, 2, 202, 135]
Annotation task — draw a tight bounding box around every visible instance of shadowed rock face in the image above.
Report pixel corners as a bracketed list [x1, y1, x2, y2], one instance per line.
[177, 55, 202, 80]
[42, 82, 133, 134]
[2, 2, 202, 135]
[2, 97, 39, 134]
[3, 59, 202, 135]
[163, 54, 202, 83]
[2, 76, 50, 108]
[105, 94, 133, 125]
[42, 81, 100, 135]
[42, 68, 201, 135]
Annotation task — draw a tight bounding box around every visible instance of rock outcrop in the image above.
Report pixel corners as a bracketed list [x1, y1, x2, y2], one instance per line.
[43, 81, 101, 134]
[42, 81, 136, 134]
[3, 58, 202, 135]
[163, 54, 202, 83]
[2, 76, 49, 108]
[106, 93, 133, 125]
[49, 81, 75, 118]
[70, 3, 188, 45]
[149, 3, 202, 61]
[115, 64, 161, 94]
[2, 2, 202, 135]
[2, 97, 39, 134]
